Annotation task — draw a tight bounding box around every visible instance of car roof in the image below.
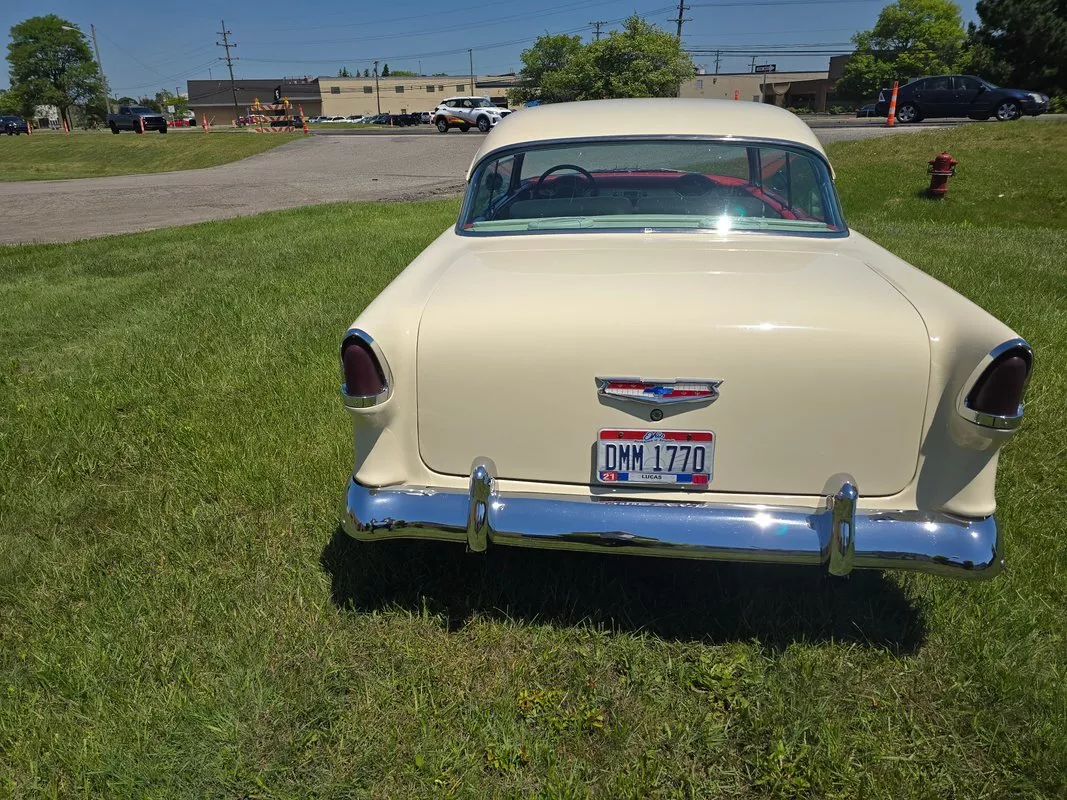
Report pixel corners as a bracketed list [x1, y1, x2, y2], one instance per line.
[467, 98, 829, 179]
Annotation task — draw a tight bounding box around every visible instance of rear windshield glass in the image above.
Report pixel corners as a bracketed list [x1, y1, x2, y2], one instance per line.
[461, 139, 845, 235]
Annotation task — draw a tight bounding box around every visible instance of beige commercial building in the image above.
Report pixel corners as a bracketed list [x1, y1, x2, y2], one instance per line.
[679, 71, 834, 110]
[320, 75, 515, 117]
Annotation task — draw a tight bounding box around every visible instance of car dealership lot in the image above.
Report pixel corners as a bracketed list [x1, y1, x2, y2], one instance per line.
[0, 116, 1055, 245]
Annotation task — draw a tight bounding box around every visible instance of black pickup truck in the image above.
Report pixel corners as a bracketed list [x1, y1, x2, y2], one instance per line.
[107, 106, 168, 133]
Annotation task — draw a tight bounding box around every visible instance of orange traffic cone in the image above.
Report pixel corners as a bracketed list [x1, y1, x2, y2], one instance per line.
[886, 81, 899, 127]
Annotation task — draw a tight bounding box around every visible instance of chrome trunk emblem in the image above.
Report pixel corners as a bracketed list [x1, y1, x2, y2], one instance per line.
[596, 378, 722, 405]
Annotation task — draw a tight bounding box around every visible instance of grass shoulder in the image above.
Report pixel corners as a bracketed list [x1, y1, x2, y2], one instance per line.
[0, 130, 303, 182]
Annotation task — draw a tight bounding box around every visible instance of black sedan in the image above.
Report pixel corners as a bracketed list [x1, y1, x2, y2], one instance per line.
[875, 75, 1050, 123]
[1, 115, 31, 135]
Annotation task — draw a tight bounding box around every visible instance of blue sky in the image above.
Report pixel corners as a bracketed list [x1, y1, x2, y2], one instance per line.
[2, 0, 980, 95]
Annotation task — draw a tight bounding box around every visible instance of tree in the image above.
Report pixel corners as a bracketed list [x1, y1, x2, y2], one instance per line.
[338, 66, 351, 77]
[388, 69, 418, 77]
[153, 88, 188, 116]
[363, 68, 370, 77]
[966, 0, 1066, 93]
[0, 89, 20, 115]
[511, 33, 584, 103]
[381, 63, 390, 77]
[511, 17, 693, 105]
[6, 15, 104, 127]
[837, 0, 967, 100]
[566, 16, 695, 100]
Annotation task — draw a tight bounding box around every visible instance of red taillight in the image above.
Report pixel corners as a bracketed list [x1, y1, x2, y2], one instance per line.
[966, 348, 1032, 418]
[342, 337, 386, 397]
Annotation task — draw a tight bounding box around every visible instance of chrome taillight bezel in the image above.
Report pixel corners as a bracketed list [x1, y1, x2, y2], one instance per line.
[340, 328, 392, 409]
[956, 338, 1033, 430]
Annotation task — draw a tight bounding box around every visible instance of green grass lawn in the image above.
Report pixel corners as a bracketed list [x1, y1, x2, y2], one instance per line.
[1, 122, 1065, 798]
[0, 131, 302, 182]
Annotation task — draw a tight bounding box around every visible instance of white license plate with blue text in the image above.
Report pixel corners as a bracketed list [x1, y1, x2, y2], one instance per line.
[596, 429, 714, 488]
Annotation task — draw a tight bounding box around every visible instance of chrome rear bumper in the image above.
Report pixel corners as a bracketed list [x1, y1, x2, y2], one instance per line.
[340, 460, 1003, 580]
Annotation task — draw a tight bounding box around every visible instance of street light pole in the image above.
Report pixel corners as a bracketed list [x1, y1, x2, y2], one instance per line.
[90, 24, 110, 113]
[374, 61, 381, 114]
[60, 24, 109, 119]
[468, 48, 474, 95]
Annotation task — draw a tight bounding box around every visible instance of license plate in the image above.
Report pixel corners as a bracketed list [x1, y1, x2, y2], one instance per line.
[596, 429, 714, 488]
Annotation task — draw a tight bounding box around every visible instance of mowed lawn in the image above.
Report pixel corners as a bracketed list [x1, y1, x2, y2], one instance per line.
[0, 131, 301, 181]
[1, 122, 1065, 798]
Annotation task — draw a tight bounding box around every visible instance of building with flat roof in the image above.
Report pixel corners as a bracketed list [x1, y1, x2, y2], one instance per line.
[187, 77, 321, 125]
[318, 74, 517, 117]
[680, 71, 834, 110]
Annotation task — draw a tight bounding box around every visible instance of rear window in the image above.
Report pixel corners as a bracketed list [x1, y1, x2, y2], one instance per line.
[461, 138, 845, 236]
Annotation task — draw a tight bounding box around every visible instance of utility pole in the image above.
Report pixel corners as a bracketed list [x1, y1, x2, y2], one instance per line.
[89, 24, 110, 113]
[216, 21, 239, 122]
[749, 55, 756, 73]
[589, 21, 606, 41]
[714, 50, 721, 74]
[671, 0, 691, 40]
[468, 48, 475, 95]
[373, 60, 381, 113]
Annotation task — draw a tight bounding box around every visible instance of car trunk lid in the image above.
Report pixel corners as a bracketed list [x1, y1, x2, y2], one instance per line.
[416, 235, 930, 496]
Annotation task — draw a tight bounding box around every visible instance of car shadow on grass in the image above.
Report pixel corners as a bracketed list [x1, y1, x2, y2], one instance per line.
[320, 527, 926, 654]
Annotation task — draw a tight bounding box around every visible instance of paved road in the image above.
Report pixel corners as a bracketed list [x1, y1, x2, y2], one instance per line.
[0, 121, 978, 245]
[0, 135, 480, 245]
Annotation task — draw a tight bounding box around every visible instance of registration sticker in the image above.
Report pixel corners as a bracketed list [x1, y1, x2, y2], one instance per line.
[596, 429, 714, 488]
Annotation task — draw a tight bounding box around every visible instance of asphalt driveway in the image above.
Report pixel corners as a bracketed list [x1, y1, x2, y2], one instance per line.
[0, 122, 965, 245]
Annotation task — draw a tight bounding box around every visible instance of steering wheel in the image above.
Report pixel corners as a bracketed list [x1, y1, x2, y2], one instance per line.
[535, 164, 598, 198]
[676, 172, 717, 197]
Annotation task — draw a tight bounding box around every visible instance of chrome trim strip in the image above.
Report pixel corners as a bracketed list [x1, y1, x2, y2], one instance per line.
[340, 471, 1003, 581]
[596, 377, 723, 406]
[340, 328, 393, 409]
[955, 337, 1032, 431]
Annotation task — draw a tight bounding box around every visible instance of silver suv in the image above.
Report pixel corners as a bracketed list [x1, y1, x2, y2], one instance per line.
[433, 96, 512, 133]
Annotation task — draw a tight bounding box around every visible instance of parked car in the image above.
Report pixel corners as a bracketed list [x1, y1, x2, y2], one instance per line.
[419, 111, 431, 124]
[389, 113, 422, 127]
[338, 98, 1031, 581]
[433, 96, 512, 133]
[856, 103, 877, 118]
[345, 115, 364, 123]
[107, 105, 168, 133]
[360, 113, 391, 125]
[1, 115, 30, 135]
[875, 75, 1050, 122]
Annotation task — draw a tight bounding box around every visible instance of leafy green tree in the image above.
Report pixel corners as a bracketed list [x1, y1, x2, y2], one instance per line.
[6, 14, 104, 126]
[511, 33, 584, 103]
[966, 0, 1065, 93]
[511, 17, 692, 104]
[837, 0, 966, 100]
[381, 63, 390, 77]
[0, 89, 20, 115]
[565, 16, 695, 100]
[153, 89, 188, 116]
[389, 69, 418, 77]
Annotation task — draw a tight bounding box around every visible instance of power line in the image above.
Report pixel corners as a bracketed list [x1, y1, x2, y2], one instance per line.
[589, 21, 607, 40]
[241, 0, 625, 47]
[216, 21, 240, 121]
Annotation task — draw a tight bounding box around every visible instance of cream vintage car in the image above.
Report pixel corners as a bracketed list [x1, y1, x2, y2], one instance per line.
[339, 98, 1032, 580]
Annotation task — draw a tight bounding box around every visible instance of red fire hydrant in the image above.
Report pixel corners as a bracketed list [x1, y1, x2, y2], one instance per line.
[927, 152, 958, 199]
